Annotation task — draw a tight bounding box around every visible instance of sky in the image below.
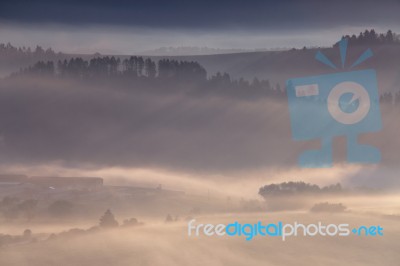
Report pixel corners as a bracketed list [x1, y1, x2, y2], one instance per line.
[1, 0, 400, 54]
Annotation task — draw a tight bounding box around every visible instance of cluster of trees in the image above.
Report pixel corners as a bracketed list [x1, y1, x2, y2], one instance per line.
[15, 56, 285, 99]
[208, 73, 284, 98]
[258, 181, 342, 198]
[380, 91, 400, 106]
[158, 59, 206, 80]
[19, 56, 207, 81]
[0, 43, 59, 59]
[0, 43, 64, 68]
[24, 61, 55, 76]
[0, 209, 140, 247]
[98, 209, 140, 228]
[123, 56, 156, 78]
[338, 29, 399, 46]
[0, 43, 56, 56]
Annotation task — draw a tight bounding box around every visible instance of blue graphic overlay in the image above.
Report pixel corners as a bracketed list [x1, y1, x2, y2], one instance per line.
[286, 38, 382, 167]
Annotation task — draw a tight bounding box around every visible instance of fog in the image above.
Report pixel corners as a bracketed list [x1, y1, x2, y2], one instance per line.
[1, 210, 399, 266]
[0, 74, 399, 190]
[1, 8, 400, 263]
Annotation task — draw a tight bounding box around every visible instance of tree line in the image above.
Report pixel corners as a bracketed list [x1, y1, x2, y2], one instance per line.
[11, 54, 400, 104]
[19, 56, 207, 81]
[337, 29, 399, 47]
[14, 56, 286, 99]
[0, 43, 58, 58]
[258, 181, 343, 199]
[380, 91, 400, 106]
[0, 43, 63, 65]
[13, 56, 400, 103]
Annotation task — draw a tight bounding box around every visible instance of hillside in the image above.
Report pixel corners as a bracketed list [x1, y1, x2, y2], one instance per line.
[2, 30, 400, 93]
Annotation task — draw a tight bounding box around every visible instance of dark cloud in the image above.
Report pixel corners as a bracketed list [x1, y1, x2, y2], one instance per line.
[1, 0, 400, 30]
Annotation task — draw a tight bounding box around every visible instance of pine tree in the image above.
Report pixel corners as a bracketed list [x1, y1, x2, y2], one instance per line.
[99, 209, 119, 228]
[144, 58, 157, 78]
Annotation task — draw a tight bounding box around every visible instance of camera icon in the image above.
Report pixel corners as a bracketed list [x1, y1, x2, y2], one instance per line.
[287, 68, 382, 167]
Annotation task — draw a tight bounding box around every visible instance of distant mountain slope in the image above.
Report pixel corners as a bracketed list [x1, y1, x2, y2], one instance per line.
[138, 46, 252, 56]
[2, 43, 400, 93]
[145, 44, 400, 93]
